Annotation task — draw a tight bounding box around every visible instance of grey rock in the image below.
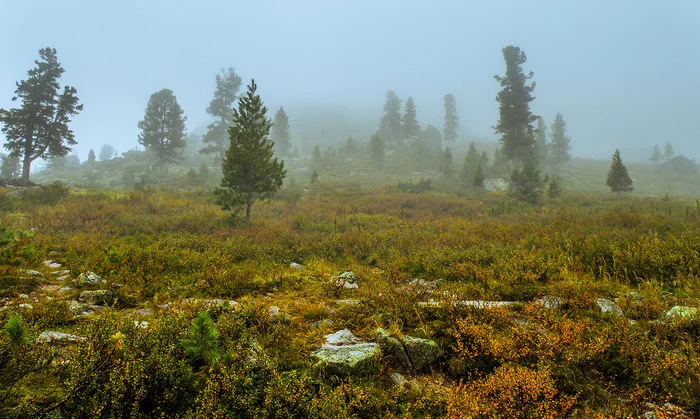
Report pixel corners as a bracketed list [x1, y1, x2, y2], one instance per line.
[202, 299, 239, 308]
[19, 293, 29, 299]
[289, 262, 305, 271]
[25, 270, 44, 278]
[133, 320, 149, 329]
[596, 298, 624, 317]
[74, 271, 104, 286]
[269, 305, 281, 319]
[36, 331, 85, 344]
[78, 290, 113, 306]
[664, 305, 697, 320]
[402, 336, 442, 370]
[332, 271, 357, 288]
[19, 303, 33, 310]
[484, 177, 510, 192]
[335, 299, 361, 305]
[58, 286, 72, 294]
[390, 372, 407, 388]
[375, 328, 411, 369]
[536, 295, 563, 309]
[51, 270, 71, 276]
[325, 329, 359, 345]
[43, 260, 63, 269]
[312, 342, 380, 377]
[57, 275, 71, 282]
[309, 319, 334, 328]
[133, 308, 153, 317]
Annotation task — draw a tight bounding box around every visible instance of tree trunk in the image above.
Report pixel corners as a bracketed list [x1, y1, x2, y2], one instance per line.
[21, 156, 31, 182]
[245, 198, 252, 224]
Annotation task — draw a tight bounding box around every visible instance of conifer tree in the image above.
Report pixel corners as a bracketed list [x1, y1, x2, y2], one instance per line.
[663, 142, 674, 160]
[0, 153, 21, 179]
[443, 93, 459, 144]
[459, 142, 481, 186]
[369, 132, 384, 169]
[342, 136, 357, 155]
[606, 149, 633, 195]
[421, 125, 443, 155]
[379, 91, 403, 151]
[137, 89, 187, 164]
[510, 158, 544, 203]
[547, 177, 562, 198]
[402, 96, 420, 144]
[180, 312, 219, 368]
[271, 106, 292, 157]
[494, 46, 537, 164]
[310, 170, 319, 184]
[99, 144, 114, 161]
[534, 117, 548, 163]
[0, 48, 82, 181]
[441, 147, 453, 178]
[214, 80, 285, 224]
[549, 113, 572, 166]
[87, 149, 96, 165]
[472, 164, 484, 188]
[649, 144, 661, 164]
[312, 145, 322, 164]
[201, 68, 242, 165]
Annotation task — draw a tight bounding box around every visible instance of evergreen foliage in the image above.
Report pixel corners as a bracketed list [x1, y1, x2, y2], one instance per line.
[369, 132, 385, 169]
[549, 113, 572, 166]
[420, 125, 443, 155]
[0, 47, 82, 181]
[649, 144, 661, 164]
[402, 96, 420, 144]
[443, 93, 459, 144]
[87, 149, 96, 165]
[342, 136, 357, 155]
[494, 46, 537, 164]
[0, 153, 21, 179]
[137, 89, 187, 164]
[181, 312, 220, 368]
[98, 144, 115, 161]
[442, 147, 453, 178]
[664, 142, 674, 160]
[4, 315, 28, 346]
[606, 149, 633, 195]
[312, 145, 322, 164]
[510, 158, 545, 203]
[310, 170, 319, 184]
[379, 91, 403, 151]
[547, 177, 562, 198]
[201, 68, 242, 165]
[534, 117, 548, 163]
[472, 164, 485, 188]
[271, 107, 292, 157]
[214, 80, 286, 224]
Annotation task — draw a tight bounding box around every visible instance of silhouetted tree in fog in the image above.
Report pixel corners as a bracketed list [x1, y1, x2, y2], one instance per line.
[606, 149, 633, 196]
[215, 80, 286, 224]
[369, 132, 384, 169]
[379, 91, 403, 151]
[441, 147, 453, 178]
[271, 107, 292, 157]
[443, 94, 459, 144]
[0, 47, 82, 181]
[402, 97, 420, 144]
[534, 117, 548, 163]
[0, 153, 21, 179]
[548, 113, 571, 166]
[201, 68, 242, 165]
[87, 149, 96, 165]
[99, 144, 115, 161]
[649, 144, 661, 164]
[138, 89, 187, 164]
[664, 142, 674, 160]
[494, 46, 537, 165]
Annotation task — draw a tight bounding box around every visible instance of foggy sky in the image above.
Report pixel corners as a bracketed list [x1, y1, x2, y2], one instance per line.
[1, 0, 699, 163]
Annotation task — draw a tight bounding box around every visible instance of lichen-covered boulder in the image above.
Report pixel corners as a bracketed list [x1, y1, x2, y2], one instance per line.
[664, 306, 697, 320]
[312, 342, 380, 377]
[596, 298, 624, 317]
[402, 336, 442, 370]
[36, 331, 84, 344]
[536, 295, 563, 309]
[375, 328, 411, 369]
[78, 289, 113, 305]
[74, 271, 105, 287]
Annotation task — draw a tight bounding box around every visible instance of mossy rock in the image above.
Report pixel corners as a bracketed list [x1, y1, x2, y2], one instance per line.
[402, 336, 442, 370]
[312, 343, 380, 377]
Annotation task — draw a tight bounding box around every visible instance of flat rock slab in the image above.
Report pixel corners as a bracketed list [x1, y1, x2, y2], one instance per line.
[43, 260, 63, 269]
[36, 331, 85, 344]
[596, 298, 624, 317]
[312, 343, 380, 377]
[664, 306, 697, 320]
[79, 290, 113, 305]
[536, 295, 564, 309]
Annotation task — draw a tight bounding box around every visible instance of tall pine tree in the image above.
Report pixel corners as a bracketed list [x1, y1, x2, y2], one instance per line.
[201, 68, 242, 165]
[663, 142, 674, 160]
[379, 91, 403, 151]
[649, 144, 661, 164]
[402, 97, 420, 144]
[0, 153, 21, 179]
[549, 113, 571, 166]
[215, 80, 285, 224]
[494, 46, 537, 165]
[606, 149, 633, 196]
[443, 93, 459, 144]
[0, 47, 82, 181]
[271, 107, 292, 157]
[137, 89, 187, 164]
[534, 117, 548, 163]
[369, 132, 385, 170]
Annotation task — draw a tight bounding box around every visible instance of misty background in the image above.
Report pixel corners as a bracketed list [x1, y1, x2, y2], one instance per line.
[1, 0, 699, 163]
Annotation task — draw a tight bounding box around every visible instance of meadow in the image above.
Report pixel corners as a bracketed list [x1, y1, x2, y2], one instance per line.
[1, 155, 699, 418]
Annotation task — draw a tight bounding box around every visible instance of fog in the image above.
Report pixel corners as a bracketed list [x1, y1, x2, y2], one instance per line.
[1, 0, 699, 162]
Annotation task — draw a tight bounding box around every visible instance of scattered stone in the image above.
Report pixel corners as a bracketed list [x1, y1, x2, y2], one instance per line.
[51, 270, 71, 276]
[57, 275, 71, 282]
[269, 305, 281, 319]
[417, 300, 516, 309]
[290, 262, 305, 271]
[43, 260, 63, 269]
[36, 331, 85, 344]
[407, 278, 442, 289]
[25, 270, 44, 278]
[663, 305, 697, 320]
[74, 271, 104, 286]
[245, 339, 272, 370]
[332, 271, 357, 288]
[390, 372, 407, 388]
[536, 295, 563, 309]
[325, 329, 359, 345]
[19, 303, 33, 310]
[69, 300, 104, 317]
[58, 286, 72, 294]
[344, 282, 358, 289]
[132, 308, 153, 317]
[202, 299, 239, 308]
[484, 177, 510, 192]
[134, 320, 149, 329]
[375, 328, 411, 369]
[309, 319, 334, 328]
[312, 342, 380, 377]
[78, 290, 113, 306]
[623, 291, 643, 302]
[596, 298, 624, 317]
[19, 293, 29, 299]
[402, 336, 442, 370]
[335, 299, 361, 305]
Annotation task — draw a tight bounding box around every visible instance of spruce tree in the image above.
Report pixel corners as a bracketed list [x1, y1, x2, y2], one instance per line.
[547, 177, 562, 198]
[379, 91, 403, 151]
[510, 157, 544, 203]
[0, 154, 21, 179]
[663, 142, 674, 160]
[443, 93, 459, 144]
[312, 145, 322, 164]
[606, 149, 633, 196]
[310, 170, 319, 184]
[649, 144, 661, 164]
[494, 46, 537, 164]
[137, 89, 187, 164]
[459, 142, 480, 186]
[369, 132, 385, 169]
[342, 136, 357, 155]
[87, 149, 96, 165]
[534, 117, 548, 163]
[421, 125, 443, 155]
[472, 164, 485, 188]
[271, 106, 292, 157]
[549, 113, 572, 166]
[402, 96, 420, 144]
[214, 80, 286, 224]
[0, 47, 82, 181]
[201, 68, 242, 165]
[99, 144, 114, 161]
[441, 147, 453, 178]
